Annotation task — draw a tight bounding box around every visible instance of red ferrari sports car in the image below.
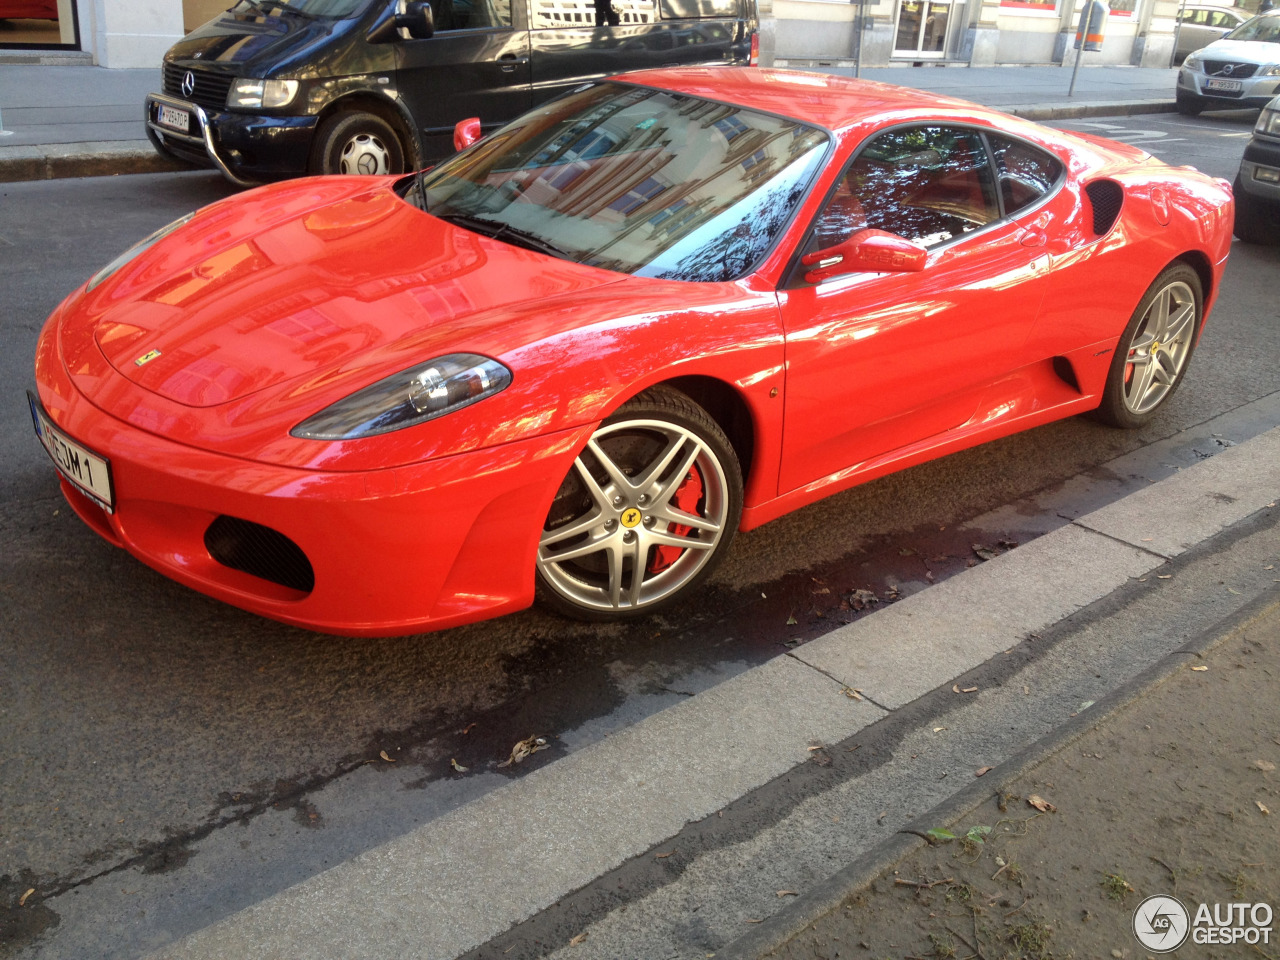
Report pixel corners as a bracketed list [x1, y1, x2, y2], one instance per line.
[30, 68, 1233, 636]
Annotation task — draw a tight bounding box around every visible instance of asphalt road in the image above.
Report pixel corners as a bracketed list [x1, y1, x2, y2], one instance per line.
[1, 111, 1278, 958]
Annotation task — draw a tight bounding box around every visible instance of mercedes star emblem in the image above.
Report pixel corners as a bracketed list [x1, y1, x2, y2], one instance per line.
[181, 70, 196, 98]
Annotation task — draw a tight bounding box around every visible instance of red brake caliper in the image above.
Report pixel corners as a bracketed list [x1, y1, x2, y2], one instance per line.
[647, 468, 704, 575]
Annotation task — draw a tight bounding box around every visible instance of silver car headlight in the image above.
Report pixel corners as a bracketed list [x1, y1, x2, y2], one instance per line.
[1183, 53, 1201, 70]
[1259, 64, 1280, 77]
[86, 212, 195, 291]
[227, 78, 299, 109]
[291, 354, 513, 440]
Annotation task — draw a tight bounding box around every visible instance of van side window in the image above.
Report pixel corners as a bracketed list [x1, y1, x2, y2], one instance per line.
[531, 0, 656, 28]
[433, 0, 513, 29]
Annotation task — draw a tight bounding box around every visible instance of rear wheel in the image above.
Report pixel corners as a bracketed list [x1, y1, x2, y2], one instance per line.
[310, 110, 406, 176]
[535, 387, 742, 621]
[1094, 263, 1202, 429]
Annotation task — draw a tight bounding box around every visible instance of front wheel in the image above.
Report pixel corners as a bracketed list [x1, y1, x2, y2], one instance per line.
[1232, 175, 1280, 244]
[1175, 89, 1204, 116]
[310, 111, 406, 176]
[1093, 263, 1202, 429]
[536, 387, 743, 621]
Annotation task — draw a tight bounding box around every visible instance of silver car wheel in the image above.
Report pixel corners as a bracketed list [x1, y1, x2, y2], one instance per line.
[537, 418, 730, 614]
[1122, 279, 1196, 416]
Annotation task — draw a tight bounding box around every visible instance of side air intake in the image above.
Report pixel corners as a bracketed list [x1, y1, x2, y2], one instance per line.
[1084, 180, 1124, 235]
[205, 516, 315, 593]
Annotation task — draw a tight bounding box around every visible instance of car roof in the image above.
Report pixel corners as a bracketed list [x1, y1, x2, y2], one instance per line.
[613, 67, 990, 135]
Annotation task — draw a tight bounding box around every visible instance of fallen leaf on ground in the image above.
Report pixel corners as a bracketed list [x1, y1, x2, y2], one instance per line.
[1253, 759, 1276, 772]
[972, 544, 1000, 561]
[811, 587, 830, 595]
[1228, 587, 1243, 595]
[777, 890, 798, 897]
[842, 687, 864, 701]
[655, 850, 674, 859]
[975, 766, 993, 777]
[451, 758, 468, 773]
[461, 722, 477, 735]
[745, 918, 763, 923]
[569, 933, 588, 946]
[933, 726, 947, 733]
[807, 744, 824, 751]
[952, 684, 978, 694]
[379, 750, 395, 762]
[497, 735, 549, 768]
[1258, 801, 1272, 815]
[1192, 666, 1208, 672]
[19, 888, 34, 907]
[1157, 574, 1173, 580]
[848, 589, 879, 610]
[1027, 794, 1057, 813]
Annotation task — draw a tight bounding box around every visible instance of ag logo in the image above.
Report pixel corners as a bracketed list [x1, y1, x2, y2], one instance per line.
[1133, 895, 1190, 953]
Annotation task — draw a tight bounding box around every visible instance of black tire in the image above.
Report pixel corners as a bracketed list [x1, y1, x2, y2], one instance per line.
[1175, 90, 1204, 116]
[310, 110, 406, 176]
[1232, 175, 1280, 244]
[1093, 263, 1202, 430]
[535, 386, 743, 621]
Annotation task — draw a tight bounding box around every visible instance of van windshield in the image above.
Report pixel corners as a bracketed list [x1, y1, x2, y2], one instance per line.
[232, 0, 370, 18]
[405, 83, 828, 283]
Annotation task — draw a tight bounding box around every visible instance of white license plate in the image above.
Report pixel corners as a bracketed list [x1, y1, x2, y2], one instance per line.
[1205, 78, 1243, 92]
[28, 393, 114, 511]
[157, 103, 190, 132]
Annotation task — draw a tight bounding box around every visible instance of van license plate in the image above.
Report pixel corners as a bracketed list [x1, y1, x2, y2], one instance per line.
[157, 103, 190, 132]
[28, 393, 114, 511]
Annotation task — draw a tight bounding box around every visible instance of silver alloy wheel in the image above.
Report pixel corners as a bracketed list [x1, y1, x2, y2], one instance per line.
[537, 419, 730, 613]
[1122, 279, 1196, 415]
[338, 133, 392, 175]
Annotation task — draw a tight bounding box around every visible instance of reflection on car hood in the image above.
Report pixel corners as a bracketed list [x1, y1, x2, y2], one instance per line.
[73, 177, 624, 408]
[1195, 38, 1280, 63]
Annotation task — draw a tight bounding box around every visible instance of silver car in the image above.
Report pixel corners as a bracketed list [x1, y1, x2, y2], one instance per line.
[1174, 4, 1249, 63]
[1177, 10, 1280, 114]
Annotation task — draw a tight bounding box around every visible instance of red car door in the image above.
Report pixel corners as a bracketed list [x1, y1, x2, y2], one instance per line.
[776, 123, 1058, 495]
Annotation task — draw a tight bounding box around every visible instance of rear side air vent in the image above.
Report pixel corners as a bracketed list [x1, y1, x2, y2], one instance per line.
[1084, 180, 1124, 235]
[205, 515, 315, 593]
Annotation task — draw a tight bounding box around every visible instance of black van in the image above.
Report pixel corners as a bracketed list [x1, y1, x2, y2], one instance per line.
[145, 0, 757, 185]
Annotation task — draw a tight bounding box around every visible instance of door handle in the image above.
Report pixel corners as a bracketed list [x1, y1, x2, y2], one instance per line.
[1020, 226, 1047, 248]
[497, 52, 530, 72]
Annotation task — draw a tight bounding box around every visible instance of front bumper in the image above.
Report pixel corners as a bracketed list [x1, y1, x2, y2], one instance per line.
[145, 92, 318, 186]
[1177, 67, 1280, 109]
[33, 315, 593, 637]
[1237, 133, 1280, 202]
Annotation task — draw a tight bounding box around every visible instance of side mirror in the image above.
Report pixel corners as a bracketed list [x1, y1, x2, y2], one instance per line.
[453, 117, 482, 152]
[801, 228, 927, 284]
[396, 1, 435, 39]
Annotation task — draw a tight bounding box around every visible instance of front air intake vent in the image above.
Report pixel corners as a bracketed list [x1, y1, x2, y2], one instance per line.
[1084, 180, 1124, 235]
[205, 516, 315, 593]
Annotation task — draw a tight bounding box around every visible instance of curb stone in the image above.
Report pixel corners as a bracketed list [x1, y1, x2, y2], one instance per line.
[714, 577, 1280, 960]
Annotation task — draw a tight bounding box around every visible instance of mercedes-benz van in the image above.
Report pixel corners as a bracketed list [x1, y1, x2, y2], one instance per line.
[146, 0, 757, 184]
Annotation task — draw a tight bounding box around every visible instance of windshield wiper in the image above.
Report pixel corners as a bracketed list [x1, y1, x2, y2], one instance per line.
[435, 213, 572, 260]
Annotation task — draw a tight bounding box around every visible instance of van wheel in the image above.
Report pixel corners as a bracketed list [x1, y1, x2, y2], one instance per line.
[311, 111, 406, 176]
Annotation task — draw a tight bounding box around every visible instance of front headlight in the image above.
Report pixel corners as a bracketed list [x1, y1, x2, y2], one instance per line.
[227, 78, 299, 109]
[1183, 54, 1201, 70]
[291, 354, 513, 440]
[1257, 104, 1280, 135]
[86, 212, 195, 292]
[1260, 64, 1280, 77]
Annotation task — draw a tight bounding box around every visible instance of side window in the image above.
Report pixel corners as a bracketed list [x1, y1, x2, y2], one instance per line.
[430, 0, 512, 29]
[987, 133, 1063, 215]
[1209, 11, 1234, 27]
[530, 0, 655, 27]
[812, 125, 1000, 250]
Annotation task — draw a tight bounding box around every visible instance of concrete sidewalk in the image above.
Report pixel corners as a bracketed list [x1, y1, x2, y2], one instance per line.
[0, 61, 1185, 183]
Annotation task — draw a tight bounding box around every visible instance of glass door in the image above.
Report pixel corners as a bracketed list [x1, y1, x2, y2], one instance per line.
[893, 0, 951, 57]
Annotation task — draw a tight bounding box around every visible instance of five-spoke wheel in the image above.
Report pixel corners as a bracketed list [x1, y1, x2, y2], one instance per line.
[1095, 263, 1202, 428]
[536, 387, 742, 620]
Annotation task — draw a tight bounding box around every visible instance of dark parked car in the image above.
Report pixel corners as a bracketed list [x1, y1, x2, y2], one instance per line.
[1234, 93, 1280, 242]
[145, 0, 756, 185]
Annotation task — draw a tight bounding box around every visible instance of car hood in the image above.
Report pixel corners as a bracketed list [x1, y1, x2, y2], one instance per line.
[165, 6, 361, 78]
[1196, 37, 1280, 63]
[74, 176, 626, 409]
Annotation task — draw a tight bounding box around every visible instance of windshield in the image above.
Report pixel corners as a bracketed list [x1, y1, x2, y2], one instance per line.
[231, 0, 369, 18]
[405, 83, 829, 282]
[1225, 13, 1280, 42]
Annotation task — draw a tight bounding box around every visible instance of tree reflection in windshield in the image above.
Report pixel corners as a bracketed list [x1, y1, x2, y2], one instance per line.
[413, 83, 829, 282]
